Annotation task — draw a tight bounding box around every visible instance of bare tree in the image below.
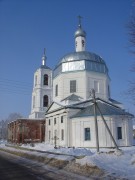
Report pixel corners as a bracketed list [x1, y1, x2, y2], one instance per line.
[6, 113, 23, 123]
[127, 1, 135, 105]
[0, 113, 23, 140]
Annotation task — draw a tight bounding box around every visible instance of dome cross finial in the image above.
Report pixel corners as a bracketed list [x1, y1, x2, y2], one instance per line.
[44, 48, 46, 56]
[78, 15, 83, 27]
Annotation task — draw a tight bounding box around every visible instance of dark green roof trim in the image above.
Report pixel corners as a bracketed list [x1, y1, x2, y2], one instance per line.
[109, 98, 122, 105]
[71, 101, 133, 118]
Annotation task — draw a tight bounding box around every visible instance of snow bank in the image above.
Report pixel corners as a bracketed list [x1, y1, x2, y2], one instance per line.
[1, 142, 135, 179]
[20, 142, 135, 179]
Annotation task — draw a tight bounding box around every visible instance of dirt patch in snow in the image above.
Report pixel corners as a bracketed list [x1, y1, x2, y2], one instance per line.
[64, 161, 105, 177]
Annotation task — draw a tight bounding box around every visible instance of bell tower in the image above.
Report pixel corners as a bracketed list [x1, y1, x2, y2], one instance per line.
[29, 49, 52, 119]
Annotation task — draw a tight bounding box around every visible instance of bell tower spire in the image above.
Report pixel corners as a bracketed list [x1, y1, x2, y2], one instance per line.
[42, 48, 47, 66]
[75, 16, 86, 52]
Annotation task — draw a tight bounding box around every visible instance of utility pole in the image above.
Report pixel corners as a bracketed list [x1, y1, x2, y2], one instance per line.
[96, 104, 119, 150]
[90, 89, 119, 151]
[91, 89, 99, 153]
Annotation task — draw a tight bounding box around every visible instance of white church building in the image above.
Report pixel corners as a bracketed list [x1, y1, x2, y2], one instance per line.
[30, 19, 133, 148]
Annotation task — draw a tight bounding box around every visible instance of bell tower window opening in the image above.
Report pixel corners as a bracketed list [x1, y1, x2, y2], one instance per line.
[33, 96, 35, 108]
[43, 95, 48, 107]
[70, 80, 76, 93]
[76, 41, 77, 47]
[82, 40, 85, 47]
[44, 74, 48, 85]
[35, 75, 37, 86]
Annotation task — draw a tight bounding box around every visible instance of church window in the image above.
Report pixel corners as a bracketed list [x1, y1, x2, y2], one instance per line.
[43, 95, 48, 107]
[76, 41, 77, 47]
[33, 96, 35, 108]
[44, 74, 48, 85]
[61, 116, 63, 123]
[35, 75, 37, 86]
[55, 84, 58, 96]
[49, 119, 51, 125]
[54, 129, 57, 136]
[61, 129, 64, 140]
[49, 131, 51, 141]
[54, 118, 56, 125]
[70, 80, 76, 93]
[108, 85, 110, 97]
[117, 127, 122, 139]
[94, 81, 99, 93]
[84, 128, 91, 141]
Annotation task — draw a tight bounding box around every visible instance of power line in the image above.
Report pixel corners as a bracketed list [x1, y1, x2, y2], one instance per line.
[0, 78, 33, 95]
[0, 87, 31, 95]
[0, 82, 32, 91]
[0, 78, 32, 87]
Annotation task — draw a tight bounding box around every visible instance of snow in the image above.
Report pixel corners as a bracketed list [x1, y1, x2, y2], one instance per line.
[1, 141, 135, 179]
[21, 142, 92, 156]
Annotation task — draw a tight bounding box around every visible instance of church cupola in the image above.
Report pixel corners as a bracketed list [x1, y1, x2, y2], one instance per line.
[75, 16, 86, 52]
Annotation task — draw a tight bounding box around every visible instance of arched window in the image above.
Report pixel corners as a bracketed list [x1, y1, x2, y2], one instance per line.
[35, 75, 37, 86]
[44, 74, 48, 85]
[43, 95, 48, 107]
[33, 96, 35, 108]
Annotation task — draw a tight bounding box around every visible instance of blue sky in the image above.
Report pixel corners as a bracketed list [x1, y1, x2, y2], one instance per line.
[0, 0, 134, 119]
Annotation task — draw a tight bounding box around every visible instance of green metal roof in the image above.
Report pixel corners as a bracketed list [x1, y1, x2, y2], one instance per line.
[70, 100, 133, 118]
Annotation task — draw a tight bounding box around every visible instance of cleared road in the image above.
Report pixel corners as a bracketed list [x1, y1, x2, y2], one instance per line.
[0, 150, 90, 180]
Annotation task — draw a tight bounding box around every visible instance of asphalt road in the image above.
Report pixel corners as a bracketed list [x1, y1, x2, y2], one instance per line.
[0, 150, 90, 180]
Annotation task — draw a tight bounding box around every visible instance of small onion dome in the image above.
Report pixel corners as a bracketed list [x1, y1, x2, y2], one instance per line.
[75, 25, 86, 38]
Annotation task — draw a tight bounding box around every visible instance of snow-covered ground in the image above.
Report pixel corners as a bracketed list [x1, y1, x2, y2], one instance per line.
[1, 141, 135, 179]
